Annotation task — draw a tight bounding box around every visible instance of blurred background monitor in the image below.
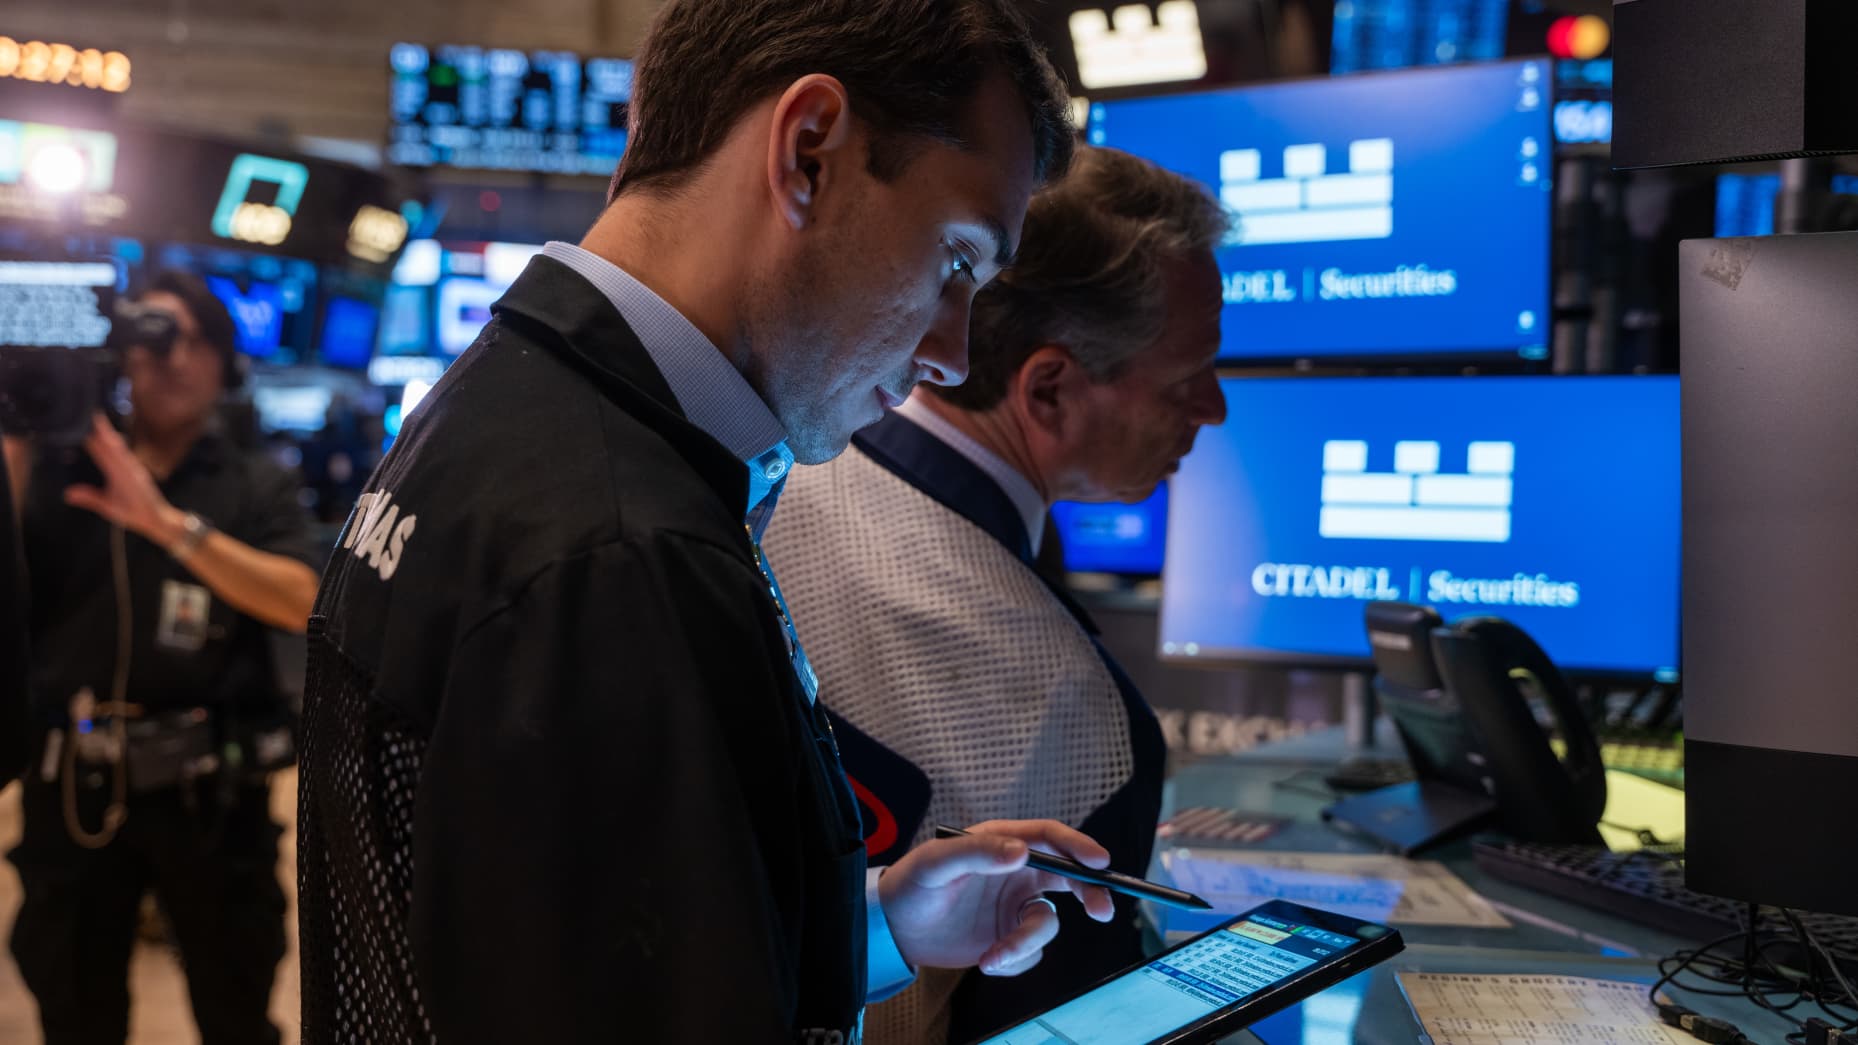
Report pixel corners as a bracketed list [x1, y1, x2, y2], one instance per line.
[1330, 0, 1509, 74]
[386, 44, 631, 175]
[250, 383, 334, 434]
[1051, 485, 1169, 577]
[434, 276, 498, 356]
[1159, 375, 1680, 679]
[318, 296, 380, 370]
[1714, 171, 1858, 237]
[205, 275, 287, 360]
[385, 240, 540, 357]
[158, 244, 318, 365]
[1087, 58, 1553, 365]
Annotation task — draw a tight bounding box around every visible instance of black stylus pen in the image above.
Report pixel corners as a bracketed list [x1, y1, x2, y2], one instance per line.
[933, 825, 1212, 910]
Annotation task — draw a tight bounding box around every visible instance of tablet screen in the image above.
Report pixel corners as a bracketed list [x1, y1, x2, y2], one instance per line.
[974, 910, 1372, 1045]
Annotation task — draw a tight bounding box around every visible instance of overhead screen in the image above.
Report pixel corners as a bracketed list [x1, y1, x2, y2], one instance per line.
[1087, 59, 1552, 364]
[1160, 375, 1680, 679]
[1330, 0, 1510, 74]
[388, 43, 631, 174]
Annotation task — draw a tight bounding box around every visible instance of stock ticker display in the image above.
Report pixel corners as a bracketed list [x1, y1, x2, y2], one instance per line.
[1088, 59, 1552, 363]
[1330, 0, 1510, 74]
[388, 43, 632, 174]
[1160, 376, 1681, 679]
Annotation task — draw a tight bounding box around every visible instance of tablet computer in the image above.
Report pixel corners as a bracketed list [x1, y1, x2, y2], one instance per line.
[968, 899, 1404, 1045]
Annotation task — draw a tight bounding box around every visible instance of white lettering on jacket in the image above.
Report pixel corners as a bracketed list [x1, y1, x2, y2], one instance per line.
[343, 490, 420, 582]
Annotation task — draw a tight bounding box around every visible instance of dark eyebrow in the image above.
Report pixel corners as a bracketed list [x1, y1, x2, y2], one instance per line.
[982, 218, 1016, 269]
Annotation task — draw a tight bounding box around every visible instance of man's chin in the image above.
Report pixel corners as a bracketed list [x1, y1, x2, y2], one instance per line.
[786, 428, 856, 467]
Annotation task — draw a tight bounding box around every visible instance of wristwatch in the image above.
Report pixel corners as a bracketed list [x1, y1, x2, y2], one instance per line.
[168, 511, 214, 563]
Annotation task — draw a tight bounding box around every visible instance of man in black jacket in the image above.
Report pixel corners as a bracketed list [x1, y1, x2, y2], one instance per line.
[298, 1, 1115, 1042]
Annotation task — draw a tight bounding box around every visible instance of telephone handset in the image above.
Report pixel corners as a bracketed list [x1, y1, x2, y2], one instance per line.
[1326, 602, 1606, 853]
[1428, 615, 1607, 843]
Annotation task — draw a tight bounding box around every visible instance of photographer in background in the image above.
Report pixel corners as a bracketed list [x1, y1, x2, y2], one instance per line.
[2, 270, 318, 1045]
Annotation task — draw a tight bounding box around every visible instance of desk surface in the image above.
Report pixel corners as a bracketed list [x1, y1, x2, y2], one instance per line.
[1147, 726, 1800, 1045]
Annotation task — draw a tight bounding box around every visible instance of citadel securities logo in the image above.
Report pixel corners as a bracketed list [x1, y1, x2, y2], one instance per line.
[1319, 438, 1515, 543]
[1219, 138, 1393, 247]
[1248, 439, 1581, 608]
[1216, 138, 1463, 307]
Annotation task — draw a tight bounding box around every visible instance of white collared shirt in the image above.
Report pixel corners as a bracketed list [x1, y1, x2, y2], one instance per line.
[893, 395, 1046, 555]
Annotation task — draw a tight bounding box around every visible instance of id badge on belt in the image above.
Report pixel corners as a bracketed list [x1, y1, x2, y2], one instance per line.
[156, 580, 212, 652]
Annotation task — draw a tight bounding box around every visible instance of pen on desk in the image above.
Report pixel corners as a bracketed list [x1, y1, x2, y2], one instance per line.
[933, 825, 1213, 910]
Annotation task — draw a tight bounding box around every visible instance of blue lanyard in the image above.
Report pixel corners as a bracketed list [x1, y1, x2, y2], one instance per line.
[748, 527, 827, 723]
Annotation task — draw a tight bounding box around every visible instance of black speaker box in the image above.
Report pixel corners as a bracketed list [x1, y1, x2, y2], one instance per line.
[1613, 0, 1858, 169]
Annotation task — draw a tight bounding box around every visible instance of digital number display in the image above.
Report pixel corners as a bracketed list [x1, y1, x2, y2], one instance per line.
[387, 42, 630, 175]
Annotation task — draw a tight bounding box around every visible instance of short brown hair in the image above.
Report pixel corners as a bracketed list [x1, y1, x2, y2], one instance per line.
[934, 146, 1230, 411]
[611, 0, 1073, 199]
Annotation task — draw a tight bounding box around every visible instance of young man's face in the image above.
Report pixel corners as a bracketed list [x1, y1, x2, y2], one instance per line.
[754, 71, 1038, 464]
[1063, 250, 1228, 503]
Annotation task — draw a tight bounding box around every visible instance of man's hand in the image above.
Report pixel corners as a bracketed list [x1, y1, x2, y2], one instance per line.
[878, 820, 1115, 976]
[64, 413, 185, 547]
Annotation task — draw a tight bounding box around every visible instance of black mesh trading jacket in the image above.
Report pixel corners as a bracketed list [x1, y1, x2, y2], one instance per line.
[297, 255, 868, 1044]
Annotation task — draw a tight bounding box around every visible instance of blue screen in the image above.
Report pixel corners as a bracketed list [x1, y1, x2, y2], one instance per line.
[1554, 59, 1613, 145]
[1715, 174, 1780, 238]
[1052, 485, 1169, 575]
[1160, 376, 1681, 678]
[977, 911, 1365, 1045]
[206, 276, 284, 358]
[1088, 59, 1552, 363]
[1331, 0, 1509, 74]
[1716, 173, 1858, 237]
[320, 296, 380, 369]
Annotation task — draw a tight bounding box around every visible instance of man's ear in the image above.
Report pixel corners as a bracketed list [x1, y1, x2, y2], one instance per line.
[1014, 345, 1078, 438]
[767, 74, 856, 231]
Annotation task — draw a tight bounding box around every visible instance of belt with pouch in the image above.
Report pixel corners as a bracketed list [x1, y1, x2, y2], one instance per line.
[57, 702, 296, 793]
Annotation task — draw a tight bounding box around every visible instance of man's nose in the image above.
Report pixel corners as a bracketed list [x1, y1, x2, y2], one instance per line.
[914, 297, 973, 388]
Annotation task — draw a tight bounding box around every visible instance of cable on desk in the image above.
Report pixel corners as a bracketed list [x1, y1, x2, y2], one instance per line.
[1649, 901, 1858, 1045]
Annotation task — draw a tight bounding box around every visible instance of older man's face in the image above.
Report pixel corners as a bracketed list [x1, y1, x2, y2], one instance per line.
[1066, 250, 1227, 503]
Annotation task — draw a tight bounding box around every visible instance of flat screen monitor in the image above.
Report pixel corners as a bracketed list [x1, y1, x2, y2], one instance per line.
[1714, 173, 1780, 238]
[1554, 59, 1614, 146]
[1330, 0, 1509, 74]
[378, 284, 430, 355]
[1051, 485, 1169, 576]
[434, 277, 499, 355]
[206, 275, 285, 358]
[387, 43, 630, 175]
[251, 383, 333, 433]
[1086, 59, 1553, 364]
[320, 296, 380, 369]
[1715, 172, 1858, 237]
[1159, 375, 1680, 679]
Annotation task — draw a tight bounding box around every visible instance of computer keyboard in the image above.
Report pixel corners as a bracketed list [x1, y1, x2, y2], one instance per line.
[1550, 733, 1686, 788]
[1472, 840, 1858, 976]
